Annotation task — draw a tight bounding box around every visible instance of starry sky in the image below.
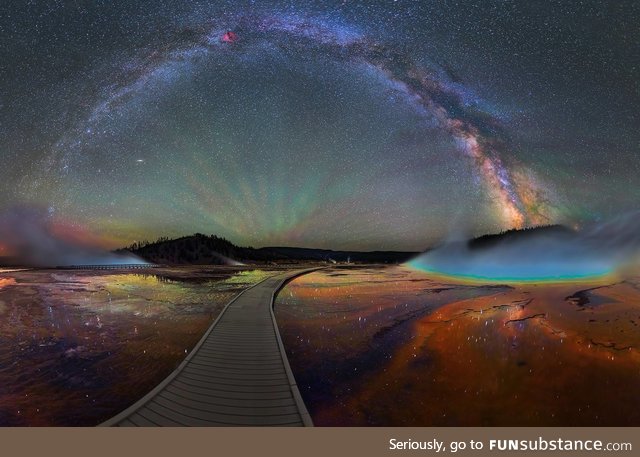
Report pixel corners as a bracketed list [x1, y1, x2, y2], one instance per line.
[1, 0, 638, 252]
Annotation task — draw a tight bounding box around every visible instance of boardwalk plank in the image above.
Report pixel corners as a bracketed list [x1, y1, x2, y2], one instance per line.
[158, 390, 300, 416]
[127, 413, 157, 427]
[179, 371, 290, 387]
[184, 364, 287, 378]
[172, 375, 292, 393]
[138, 406, 185, 427]
[151, 395, 302, 426]
[194, 351, 283, 361]
[189, 355, 284, 368]
[117, 419, 137, 427]
[165, 384, 297, 408]
[168, 380, 294, 401]
[188, 359, 284, 372]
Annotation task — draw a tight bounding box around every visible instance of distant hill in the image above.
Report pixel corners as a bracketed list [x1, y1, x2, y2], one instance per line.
[467, 224, 575, 250]
[118, 234, 417, 265]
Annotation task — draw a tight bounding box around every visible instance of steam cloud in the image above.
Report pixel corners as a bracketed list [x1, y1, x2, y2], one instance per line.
[409, 211, 640, 281]
[0, 207, 146, 267]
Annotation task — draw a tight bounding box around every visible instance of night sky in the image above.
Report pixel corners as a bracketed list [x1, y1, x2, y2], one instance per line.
[1, 0, 638, 252]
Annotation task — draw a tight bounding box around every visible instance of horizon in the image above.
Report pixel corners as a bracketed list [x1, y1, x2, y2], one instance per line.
[118, 221, 574, 252]
[0, 221, 576, 265]
[0, 222, 586, 270]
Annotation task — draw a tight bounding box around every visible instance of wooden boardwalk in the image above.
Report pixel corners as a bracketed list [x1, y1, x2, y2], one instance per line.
[102, 268, 319, 427]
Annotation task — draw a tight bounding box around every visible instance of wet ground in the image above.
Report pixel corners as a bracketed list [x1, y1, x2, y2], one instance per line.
[276, 266, 640, 426]
[0, 266, 274, 426]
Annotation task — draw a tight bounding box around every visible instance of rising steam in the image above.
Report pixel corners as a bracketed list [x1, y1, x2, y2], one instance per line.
[0, 207, 146, 267]
[409, 211, 640, 281]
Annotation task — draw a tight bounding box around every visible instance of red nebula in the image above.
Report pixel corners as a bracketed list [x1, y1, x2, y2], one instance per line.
[221, 31, 238, 43]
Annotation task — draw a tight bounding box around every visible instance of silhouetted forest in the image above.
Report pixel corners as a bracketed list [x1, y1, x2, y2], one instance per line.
[118, 233, 418, 265]
[468, 224, 574, 250]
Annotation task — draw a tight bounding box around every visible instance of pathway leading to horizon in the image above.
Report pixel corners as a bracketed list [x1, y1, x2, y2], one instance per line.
[102, 268, 320, 427]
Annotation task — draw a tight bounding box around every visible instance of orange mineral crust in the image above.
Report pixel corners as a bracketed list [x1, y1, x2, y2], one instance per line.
[277, 267, 640, 426]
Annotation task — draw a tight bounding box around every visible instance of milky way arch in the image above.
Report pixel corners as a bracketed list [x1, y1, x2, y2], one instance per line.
[44, 12, 554, 231]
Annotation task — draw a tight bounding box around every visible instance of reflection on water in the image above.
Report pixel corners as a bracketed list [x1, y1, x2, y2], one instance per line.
[276, 266, 640, 426]
[0, 267, 273, 426]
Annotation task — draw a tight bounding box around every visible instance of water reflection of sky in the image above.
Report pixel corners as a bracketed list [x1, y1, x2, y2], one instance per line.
[0, 267, 272, 425]
[276, 267, 640, 426]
